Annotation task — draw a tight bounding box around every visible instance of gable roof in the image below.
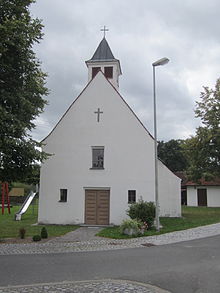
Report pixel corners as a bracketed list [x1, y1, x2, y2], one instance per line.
[42, 71, 153, 143]
[186, 178, 220, 186]
[88, 37, 116, 62]
[174, 172, 220, 186]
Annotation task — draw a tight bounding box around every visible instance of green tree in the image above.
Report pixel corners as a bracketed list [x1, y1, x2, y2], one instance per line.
[158, 139, 188, 172]
[0, 0, 48, 183]
[185, 78, 220, 180]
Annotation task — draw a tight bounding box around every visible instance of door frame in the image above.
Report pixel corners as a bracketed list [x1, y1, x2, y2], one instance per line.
[84, 187, 110, 225]
[197, 188, 207, 206]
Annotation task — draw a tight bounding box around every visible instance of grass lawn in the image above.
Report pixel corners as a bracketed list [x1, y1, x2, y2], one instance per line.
[97, 206, 220, 239]
[0, 203, 78, 239]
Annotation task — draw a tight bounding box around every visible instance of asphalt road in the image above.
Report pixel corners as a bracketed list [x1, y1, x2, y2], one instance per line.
[1, 235, 220, 293]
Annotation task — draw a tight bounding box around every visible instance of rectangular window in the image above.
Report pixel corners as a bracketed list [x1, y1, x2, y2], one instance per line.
[92, 67, 101, 78]
[59, 189, 67, 202]
[128, 190, 136, 203]
[92, 147, 104, 169]
[104, 66, 113, 78]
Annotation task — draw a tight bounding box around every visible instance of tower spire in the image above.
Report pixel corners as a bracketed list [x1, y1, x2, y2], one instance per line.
[85, 34, 122, 90]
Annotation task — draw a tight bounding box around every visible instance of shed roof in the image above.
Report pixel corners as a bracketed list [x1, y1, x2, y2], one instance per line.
[186, 178, 220, 186]
[174, 172, 220, 186]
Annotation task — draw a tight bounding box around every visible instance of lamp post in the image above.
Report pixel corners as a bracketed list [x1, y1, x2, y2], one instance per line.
[152, 57, 169, 232]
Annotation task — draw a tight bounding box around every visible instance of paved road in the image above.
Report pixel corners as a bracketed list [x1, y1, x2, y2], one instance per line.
[1, 235, 220, 293]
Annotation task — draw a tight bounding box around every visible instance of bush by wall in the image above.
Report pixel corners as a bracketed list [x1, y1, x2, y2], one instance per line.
[120, 219, 141, 236]
[127, 199, 156, 229]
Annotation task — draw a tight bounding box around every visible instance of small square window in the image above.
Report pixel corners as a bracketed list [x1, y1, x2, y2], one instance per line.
[92, 67, 101, 78]
[104, 66, 113, 78]
[91, 147, 104, 169]
[128, 190, 136, 203]
[59, 189, 67, 202]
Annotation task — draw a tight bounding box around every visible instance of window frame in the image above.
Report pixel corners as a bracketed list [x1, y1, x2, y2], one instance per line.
[59, 189, 67, 202]
[92, 67, 101, 78]
[104, 66, 113, 79]
[128, 190, 136, 204]
[91, 146, 104, 169]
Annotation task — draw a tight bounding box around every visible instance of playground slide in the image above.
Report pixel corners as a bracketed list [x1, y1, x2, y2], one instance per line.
[15, 190, 38, 221]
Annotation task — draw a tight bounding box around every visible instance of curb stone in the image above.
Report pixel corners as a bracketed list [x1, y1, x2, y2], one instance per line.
[0, 279, 171, 293]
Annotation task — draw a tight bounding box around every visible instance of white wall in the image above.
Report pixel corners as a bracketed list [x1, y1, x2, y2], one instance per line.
[187, 186, 220, 207]
[187, 186, 198, 206]
[207, 186, 220, 206]
[39, 72, 181, 225]
[158, 161, 181, 217]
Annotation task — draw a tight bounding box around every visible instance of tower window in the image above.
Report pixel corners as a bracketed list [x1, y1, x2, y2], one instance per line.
[104, 66, 113, 78]
[92, 67, 101, 78]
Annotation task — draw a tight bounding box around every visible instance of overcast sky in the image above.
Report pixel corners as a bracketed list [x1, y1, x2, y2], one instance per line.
[30, 0, 220, 142]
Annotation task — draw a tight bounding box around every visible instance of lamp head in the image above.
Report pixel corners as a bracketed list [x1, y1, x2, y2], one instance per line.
[152, 57, 169, 67]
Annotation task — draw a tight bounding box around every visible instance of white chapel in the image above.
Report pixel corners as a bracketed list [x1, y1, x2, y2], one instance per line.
[38, 36, 181, 225]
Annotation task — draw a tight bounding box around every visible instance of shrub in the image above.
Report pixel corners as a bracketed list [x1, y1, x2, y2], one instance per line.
[19, 228, 26, 239]
[127, 199, 156, 229]
[32, 235, 41, 242]
[41, 227, 48, 239]
[120, 219, 142, 236]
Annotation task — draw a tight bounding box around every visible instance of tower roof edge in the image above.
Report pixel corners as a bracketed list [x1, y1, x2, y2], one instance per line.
[88, 37, 117, 62]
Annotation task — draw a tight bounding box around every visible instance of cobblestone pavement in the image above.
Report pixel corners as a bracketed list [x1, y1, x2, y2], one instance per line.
[0, 280, 171, 293]
[48, 227, 103, 243]
[1, 223, 220, 255]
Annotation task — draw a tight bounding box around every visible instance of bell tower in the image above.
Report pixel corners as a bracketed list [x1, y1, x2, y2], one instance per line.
[85, 28, 122, 90]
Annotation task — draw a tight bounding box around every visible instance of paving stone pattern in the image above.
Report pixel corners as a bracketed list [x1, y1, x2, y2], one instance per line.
[0, 280, 171, 293]
[1, 223, 220, 256]
[49, 227, 103, 243]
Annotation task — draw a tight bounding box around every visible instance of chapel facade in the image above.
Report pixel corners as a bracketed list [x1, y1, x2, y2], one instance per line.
[38, 36, 181, 225]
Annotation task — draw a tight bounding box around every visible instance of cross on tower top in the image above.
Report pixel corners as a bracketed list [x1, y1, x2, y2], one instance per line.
[101, 26, 109, 38]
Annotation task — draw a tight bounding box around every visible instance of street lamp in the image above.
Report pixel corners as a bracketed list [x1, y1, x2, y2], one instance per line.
[152, 57, 169, 232]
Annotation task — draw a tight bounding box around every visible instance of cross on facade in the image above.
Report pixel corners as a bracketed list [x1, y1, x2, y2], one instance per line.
[101, 26, 109, 38]
[94, 108, 103, 122]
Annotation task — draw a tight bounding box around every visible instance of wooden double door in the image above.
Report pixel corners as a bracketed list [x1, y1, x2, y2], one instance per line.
[85, 189, 110, 225]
